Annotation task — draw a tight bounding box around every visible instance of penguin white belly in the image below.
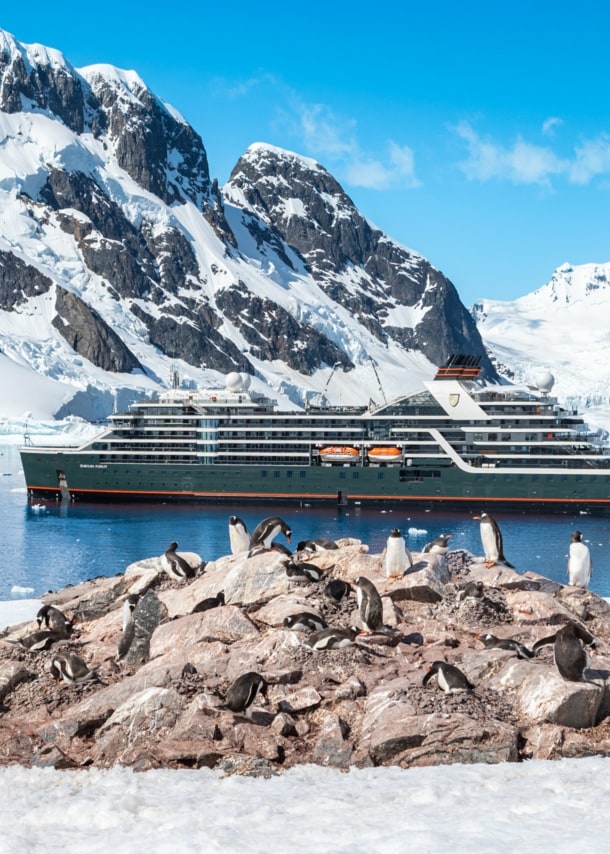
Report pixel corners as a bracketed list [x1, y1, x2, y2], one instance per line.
[568, 543, 592, 587]
[385, 540, 407, 578]
[481, 526, 499, 562]
[229, 528, 250, 554]
[436, 669, 451, 692]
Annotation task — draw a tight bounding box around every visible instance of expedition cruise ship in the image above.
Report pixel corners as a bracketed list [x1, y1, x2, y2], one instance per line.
[19, 356, 610, 513]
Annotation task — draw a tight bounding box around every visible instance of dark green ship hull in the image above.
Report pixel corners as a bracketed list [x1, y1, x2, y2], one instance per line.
[20, 448, 610, 514]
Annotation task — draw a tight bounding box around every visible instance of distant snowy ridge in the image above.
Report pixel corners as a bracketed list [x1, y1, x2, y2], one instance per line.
[473, 261, 610, 433]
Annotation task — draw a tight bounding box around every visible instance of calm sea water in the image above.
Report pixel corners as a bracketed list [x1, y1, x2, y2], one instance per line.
[2, 443, 610, 600]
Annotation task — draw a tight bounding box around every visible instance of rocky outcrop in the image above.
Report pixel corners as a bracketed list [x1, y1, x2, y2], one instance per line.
[2, 539, 610, 774]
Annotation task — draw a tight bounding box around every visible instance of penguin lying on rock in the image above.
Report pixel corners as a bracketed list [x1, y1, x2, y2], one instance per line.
[423, 534, 452, 555]
[477, 633, 534, 659]
[307, 626, 360, 650]
[161, 542, 197, 580]
[324, 579, 353, 605]
[456, 580, 485, 602]
[191, 591, 225, 614]
[283, 612, 327, 632]
[47, 652, 98, 684]
[422, 660, 474, 692]
[280, 557, 325, 583]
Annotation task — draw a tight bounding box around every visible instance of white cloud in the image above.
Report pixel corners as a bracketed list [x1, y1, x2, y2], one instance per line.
[454, 121, 568, 185]
[291, 102, 420, 190]
[542, 116, 563, 136]
[570, 134, 610, 184]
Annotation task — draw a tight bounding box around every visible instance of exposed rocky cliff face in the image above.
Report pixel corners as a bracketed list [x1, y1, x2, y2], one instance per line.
[0, 29, 494, 420]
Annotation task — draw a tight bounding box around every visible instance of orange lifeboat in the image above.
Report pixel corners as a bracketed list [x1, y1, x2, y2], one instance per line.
[319, 446, 359, 463]
[367, 446, 402, 464]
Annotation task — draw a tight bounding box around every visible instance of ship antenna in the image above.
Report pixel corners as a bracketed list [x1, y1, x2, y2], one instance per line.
[369, 358, 387, 404]
[169, 363, 180, 389]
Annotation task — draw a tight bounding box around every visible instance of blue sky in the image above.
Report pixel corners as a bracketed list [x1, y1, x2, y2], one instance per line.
[2, 2, 610, 306]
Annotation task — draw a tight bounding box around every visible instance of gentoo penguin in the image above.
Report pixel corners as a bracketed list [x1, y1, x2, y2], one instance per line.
[324, 579, 353, 605]
[553, 622, 589, 682]
[567, 530, 592, 589]
[228, 515, 250, 554]
[477, 633, 533, 659]
[297, 538, 339, 553]
[353, 576, 384, 634]
[12, 625, 74, 651]
[532, 622, 596, 656]
[456, 580, 485, 602]
[122, 594, 139, 632]
[223, 672, 268, 718]
[423, 534, 452, 555]
[281, 557, 324, 583]
[48, 652, 97, 684]
[248, 516, 292, 556]
[384, 528, 413, 582]
[161, 541, 196, 580]
[307, 626, 360, 650]
[36, 604, 72, 634]
[473, 512, 514, 569]
[283, 612, 327, 632]
[191, 591, 225, 614]
[422, 660, 474, 692]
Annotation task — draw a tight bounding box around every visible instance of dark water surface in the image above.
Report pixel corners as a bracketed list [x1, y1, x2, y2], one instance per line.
[2, 443, 610, 599]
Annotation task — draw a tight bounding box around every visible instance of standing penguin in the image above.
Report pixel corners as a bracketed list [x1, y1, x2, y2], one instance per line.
[122, 594, 139, 632]
[422, 660, 474, 692]
[554, 622, 589, 682]
[161, 542, 196, 580]
[473, 512, 514, 569]
[223, 672, 268, 718]
[353, 576, 384, 634]
[248, 516, 292, 556]
[228, 516, 250, 554]
[384, 529, 413, 582]
[567, 530, 592, 589]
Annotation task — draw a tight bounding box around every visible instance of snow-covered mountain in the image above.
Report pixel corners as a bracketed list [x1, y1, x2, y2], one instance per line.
[472, 262, 610, 433]
[0, 29, 493, 428]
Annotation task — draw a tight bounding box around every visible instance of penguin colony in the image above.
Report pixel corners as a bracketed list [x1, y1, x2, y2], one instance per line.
[3, 511, 601, 739]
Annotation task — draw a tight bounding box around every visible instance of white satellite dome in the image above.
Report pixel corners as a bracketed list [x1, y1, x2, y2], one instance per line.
[240, 373, 252, 389]
[225, 371, 243, 390]
[533, 370, 555, 393]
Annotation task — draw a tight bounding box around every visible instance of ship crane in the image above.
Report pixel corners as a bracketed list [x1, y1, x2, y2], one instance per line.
[369, 358, 387, 405]
[322, 362, 343, 396]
